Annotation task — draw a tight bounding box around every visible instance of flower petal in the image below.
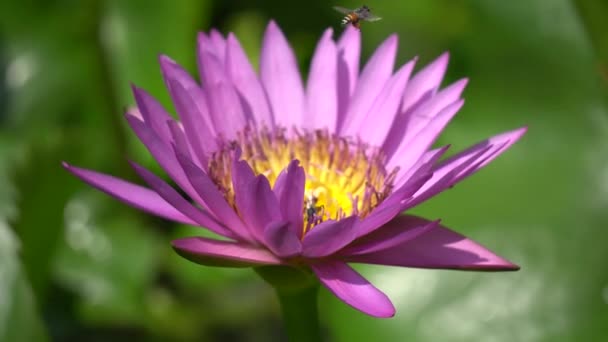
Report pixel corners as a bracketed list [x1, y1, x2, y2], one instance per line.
[128, 161, 233, 238]
[131, 85, 173, 146]
[209, 29, 227, 62]
[341, 215, 439, 256]
[172, 236, 283, 267]
[260, 21, 306, 128]
[401, 52, 449, 113]
[405, 127, 527, 208]
[232, 160, 282, 243]
[166, 119, 203, 166]
[311, 260, 395, 318]
[336, 26, 361, 128]
[263, 221, 302, 258]
[387, 100, 464, 172]
[404, 146, 493, 210]
[306, 28, 338, 131]
[197, 32, 217, 61]
[336, 26, 361, 96]
[159, 55, 218, 161]
[63, 163, 195, 225]
[125, 113, 206, 205]
[225, 33, 274, 127]
[358, 59, 417, 146]
[400, 78, 468, 148]
[339, 35, 398, 136]
[164, 82, 214, 167]
[272, 160, 305, 238]
[301, 216, 357, 258]
[393, 145, 451, 189]
[444, 127, 528, 183]
[173, 148, 254, 242]
[346, 220, 519, 271]
[352, 173, 432, 239]
[198, 51, 248, 137]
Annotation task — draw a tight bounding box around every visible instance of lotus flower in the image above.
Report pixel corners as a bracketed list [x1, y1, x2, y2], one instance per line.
[63, 21, 525, 318]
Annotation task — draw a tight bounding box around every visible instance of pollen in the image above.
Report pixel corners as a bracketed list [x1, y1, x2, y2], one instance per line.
[208, 126, 397, 233]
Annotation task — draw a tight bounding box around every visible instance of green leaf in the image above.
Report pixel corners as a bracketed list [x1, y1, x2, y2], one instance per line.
[0, 222, 48, 342]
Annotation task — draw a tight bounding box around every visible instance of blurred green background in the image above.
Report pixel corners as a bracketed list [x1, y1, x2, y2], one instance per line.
[1, 0, 607, 341]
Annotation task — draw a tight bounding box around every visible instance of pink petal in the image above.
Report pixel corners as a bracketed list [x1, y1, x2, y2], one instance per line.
[131, 85, 173, 147]
[448, 127, 528, 182]
[232, 160, 282, 243]
[387, 100, 464, 172]
[272, 160, 305, 238]
[159, 55, 218, 161]
[341, 216, 439, 256]
[339, 35, 398, 136]
[199, 51, 248, 137]
[403, 145, 493, 209]
[260, 21, 306, 128]
[400, 52, 449, 113]
[125, 114, 206, 205]
[164, 79, 215, 166]
[263, 221, 302, 258]
[352, 173, 432, 239]
[197, 32, 217, 62]
[209, 29, 227, 62]
[393, 145, 451, 189]
[336, 25, 360, 96]
[129, 161, 233, 238]
[306, 28, 338, 131]
[358, 59, 417, 146]
[311, 260, 395, 318]
[166, 119, 204, 167]
[172, 236, 283, 267]
[335, 26, 361, 131]
[173, 148, 254, 243]
[301, 216, 357, 258]
[400, 78, 468, 146]
[405, 127, 527, 208]
[381, 54, 451, 156]
[63, 162, 195, 225]
[225, 33, 274, 127]
[346, 220, 519, 271]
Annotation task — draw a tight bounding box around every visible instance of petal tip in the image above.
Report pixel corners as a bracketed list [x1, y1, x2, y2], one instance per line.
[158, 54, 176, 66]
[457, 77, 469, 88]
[514, 126, 528, 137]
[266, 19, 280, 33]
[368, 298, 396, 318]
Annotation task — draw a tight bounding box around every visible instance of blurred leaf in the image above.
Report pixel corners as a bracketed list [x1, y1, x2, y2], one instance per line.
[10, 134, 81, 301]
[104, 0, 210, 110]
[0, 221, 48, 342]
[53, 207, 163, 326]
[573, 0, 608, 90]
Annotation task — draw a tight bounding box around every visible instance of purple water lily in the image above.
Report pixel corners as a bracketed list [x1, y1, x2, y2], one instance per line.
[64, 21, 525, 318]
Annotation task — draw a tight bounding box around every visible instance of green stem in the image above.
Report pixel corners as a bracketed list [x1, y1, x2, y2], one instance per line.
[254, 265, 323, 342]
[277, 285, 322, 342]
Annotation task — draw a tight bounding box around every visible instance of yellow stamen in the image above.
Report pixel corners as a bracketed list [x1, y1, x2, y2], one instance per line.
[208, 126, 397, 235]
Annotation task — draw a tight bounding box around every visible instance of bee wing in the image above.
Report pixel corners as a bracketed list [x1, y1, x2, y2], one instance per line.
[362, 14, 382, 22]
[333, 6, 353, 14]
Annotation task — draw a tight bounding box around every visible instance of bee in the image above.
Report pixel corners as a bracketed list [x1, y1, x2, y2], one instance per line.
[333, 5, 382, 29]
[305, 194, 324, 225]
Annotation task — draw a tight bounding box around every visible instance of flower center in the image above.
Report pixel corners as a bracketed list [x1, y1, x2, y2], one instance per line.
[208, 126, 397, 230]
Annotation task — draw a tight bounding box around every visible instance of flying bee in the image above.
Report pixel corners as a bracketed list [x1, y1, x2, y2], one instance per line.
[333, 5, 382, 29]
[304, 194, 324, 225]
